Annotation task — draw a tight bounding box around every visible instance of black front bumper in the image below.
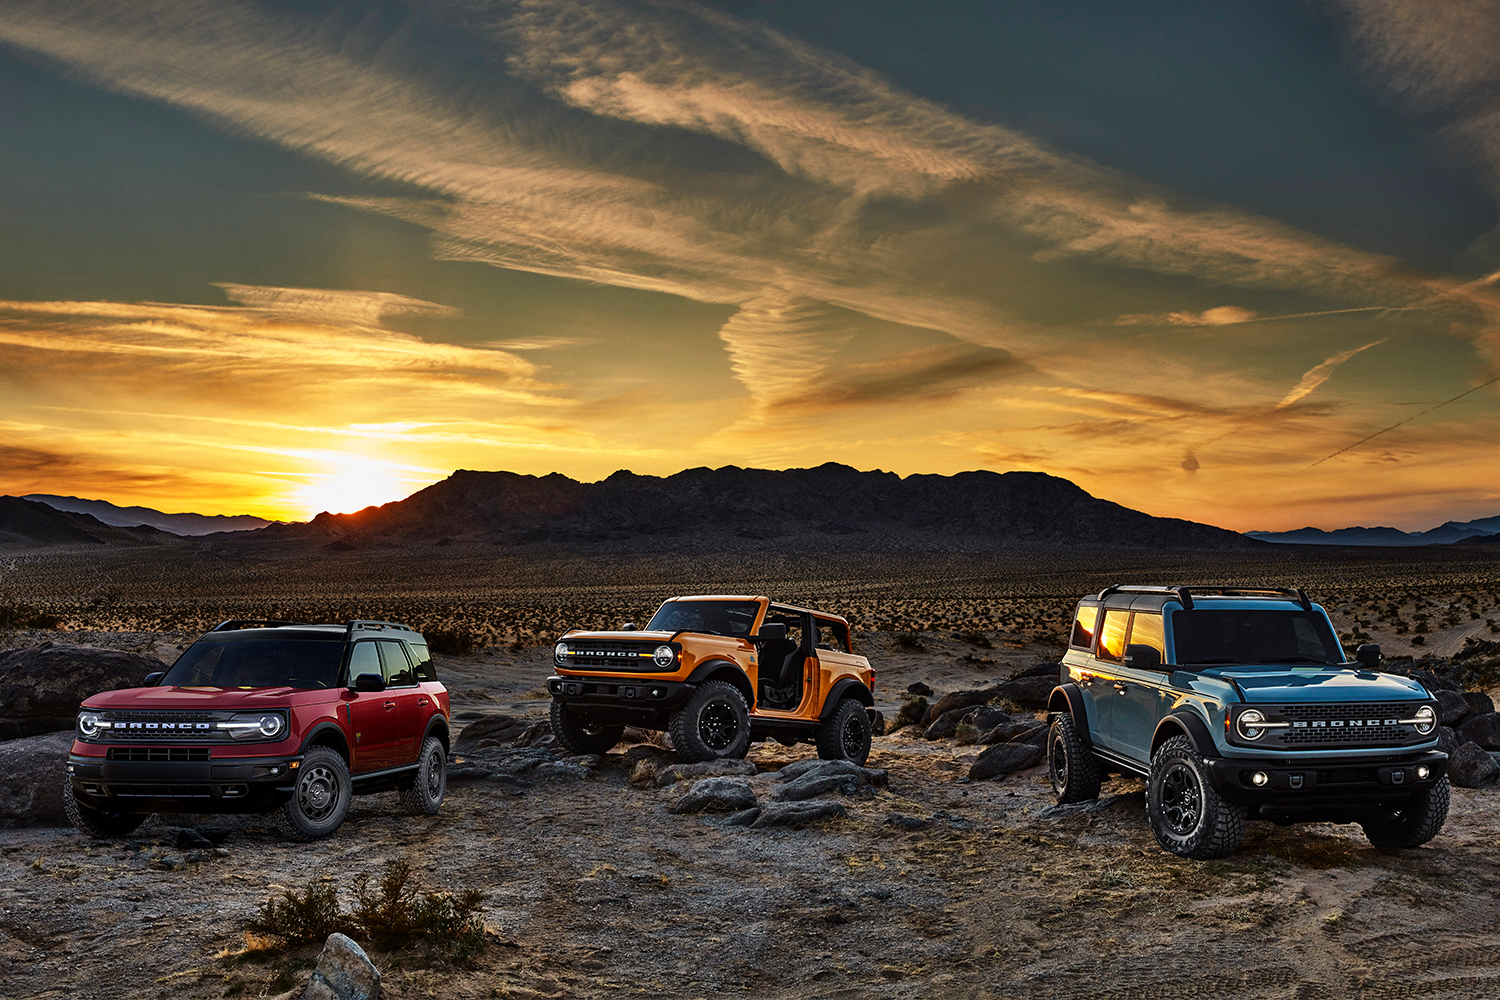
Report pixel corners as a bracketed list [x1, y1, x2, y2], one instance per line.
[548, 674, 693, 726]
[1205, 749, 1448, 814]
[67, 753, 301, 814]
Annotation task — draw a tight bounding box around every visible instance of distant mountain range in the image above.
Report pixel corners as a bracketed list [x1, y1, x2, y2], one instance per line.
[1247, 514, 1500, 547]
[238, 464, 1263, 551]
[23, 494, 275, 535]
[0, 496, 177, 547]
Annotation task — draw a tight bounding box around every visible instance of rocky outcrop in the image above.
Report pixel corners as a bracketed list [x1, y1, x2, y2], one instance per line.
[653, 759, 757, 787]
[0, 644, 167, 741]
[300, 933, 381, 1000]
[669, 777, 756, 814]
[1435, 689, 1471, 727]
[0, 731, 72, 827]
[751, 800, 848, 828]
[1447, 742, 1500, 788]
[969, 742, 1046, 781]
[1457, 712, 1500, 750]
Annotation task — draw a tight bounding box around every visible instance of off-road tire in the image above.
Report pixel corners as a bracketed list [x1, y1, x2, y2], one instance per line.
[396, 736, 447, 815]
[1146, 735, 1245, 860]
[1361, 777, 1450, 850]
[550, 699, 625, 755]
[63, 780, 147, 838]
[269, 746, 352, 841]
[669, 681, 751, 763]
[1048, 714, 1102, 803]
[816, 697, 872, 766]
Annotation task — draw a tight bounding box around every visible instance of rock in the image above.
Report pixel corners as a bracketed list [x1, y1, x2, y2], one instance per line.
[0, 731, 72, 827]
[155, 855, 185, 871]
[1436, 689, 1471, 727]
[921, 688, 1000, 726]
[212, 847, 231, 859]
[977, 720, 1044, 745]
[994, 675, 1056, 711]
[906, 682, 934, 697]
[185, 851, 210, 863]
[619, 726, 655, 744]
[0, 643, 169, 740]
[775, 759, 888, 787]
[174, 828, 214, 850]
[301, 933, 380, 1000]
[751, 800, 848, 828]
[653, 759, 758, 787]
[1437, 726, 1459, 755]
[969, 706, 1013, 731]
[453, 715, 541, 750]
[1011, 662, 1061, 681]
[530, 761, 590, 781]
[1457, 712, 1500, 750]
[1411, 669, 1461, 693]
[969, 742, 1045, 781]
[622, 744, 676, 766]
[776, 774, 860, 801]
[883, 813, 927, 831]
[1447, 742, 1500, 788]
[669, 777, 757, 814]
[510, 720, 555, 749]
[1465, 692, 1496, 717]
[923, 708, 977, 741]
[868, 710, 886, 736]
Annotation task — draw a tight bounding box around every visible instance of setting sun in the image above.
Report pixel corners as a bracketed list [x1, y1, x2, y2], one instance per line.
[281, 454, 440, 519]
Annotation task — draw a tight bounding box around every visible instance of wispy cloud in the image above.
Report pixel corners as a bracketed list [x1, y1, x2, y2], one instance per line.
[1277, 339, 1387, 408]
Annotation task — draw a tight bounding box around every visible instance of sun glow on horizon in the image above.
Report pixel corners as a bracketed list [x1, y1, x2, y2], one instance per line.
[277, 454, 443, 520]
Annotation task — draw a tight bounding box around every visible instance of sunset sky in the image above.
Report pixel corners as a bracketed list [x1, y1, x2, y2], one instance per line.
[1, 0, 1497, 530]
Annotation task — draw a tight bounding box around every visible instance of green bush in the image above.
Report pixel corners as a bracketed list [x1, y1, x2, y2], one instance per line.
[893, 696, 928, 729]
[246, 882, 346, 944]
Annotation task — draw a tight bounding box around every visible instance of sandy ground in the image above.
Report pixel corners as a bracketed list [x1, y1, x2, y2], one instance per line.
[5, 635, 1500, 999]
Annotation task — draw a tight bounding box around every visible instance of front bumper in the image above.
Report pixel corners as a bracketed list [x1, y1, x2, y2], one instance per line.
[548, 674, 693, 726]
[1204, 749, 1448, 810]
[67, 752, 302, 814]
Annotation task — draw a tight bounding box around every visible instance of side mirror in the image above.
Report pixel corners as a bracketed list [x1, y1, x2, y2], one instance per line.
[1123, 644, 1163, 671]
[1355, 643, 1382, 669]
[353, 672, 386, 692]
[750, 622, 787, 645]
[620, 622, 638, 631]
[143, 672, 164, 686]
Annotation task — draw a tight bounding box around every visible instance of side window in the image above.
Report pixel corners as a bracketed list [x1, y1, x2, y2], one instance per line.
[815, 619, 850, 653]
[348, 642, 381, 685]
[406, 642, 436, 682]
[1097, 609, 1131, 662]
[1070, 606, 1099, 649]
[378, 640, 415, 687]
[1129, 612, 1165, 656]
[766, 607, 806, 649]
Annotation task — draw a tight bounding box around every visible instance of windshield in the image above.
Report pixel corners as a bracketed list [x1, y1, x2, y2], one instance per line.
[161, 638, 345, 689]
[1171, 610, 1343, 666]
[646, 600, 761, 638]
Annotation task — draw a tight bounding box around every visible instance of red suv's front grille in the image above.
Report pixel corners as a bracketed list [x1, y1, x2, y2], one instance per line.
[106, 746, 211, 762]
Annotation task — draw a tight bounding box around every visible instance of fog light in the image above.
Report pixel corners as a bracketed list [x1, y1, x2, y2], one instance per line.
[1417, 765, 1430, 779]
[1251, 771, 1269, 787]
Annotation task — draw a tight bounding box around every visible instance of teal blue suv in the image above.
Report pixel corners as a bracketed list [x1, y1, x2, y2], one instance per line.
[1047, 586, 1449, 859]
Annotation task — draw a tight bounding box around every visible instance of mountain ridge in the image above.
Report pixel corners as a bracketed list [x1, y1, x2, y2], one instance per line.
[1247, 513, 1500, 547]
[23, 494, 275, 535]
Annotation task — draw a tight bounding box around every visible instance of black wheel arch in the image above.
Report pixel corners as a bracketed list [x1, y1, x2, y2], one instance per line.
[685, 660, 756, 709]
[819, 678, 873, 720]
[1151, 710, 1216, 759]
[1047, 683, 1094, 748]
[423, 716, 451, 754]
[298, 722, 351, 764]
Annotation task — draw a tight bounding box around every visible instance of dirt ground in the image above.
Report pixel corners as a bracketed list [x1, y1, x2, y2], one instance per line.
[6, 634, 1500, 1000]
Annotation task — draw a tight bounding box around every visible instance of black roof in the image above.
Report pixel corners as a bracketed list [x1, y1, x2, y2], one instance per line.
[1082, 585, 1312, 612]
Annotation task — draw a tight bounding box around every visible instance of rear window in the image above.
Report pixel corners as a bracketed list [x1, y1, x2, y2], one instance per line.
[407, 642, 437, 682]
[1070, 606, 1099, 648]
[1097, 609, 1130, 661]
[815, 618, 851, 653]
[162, 638, 344, 689]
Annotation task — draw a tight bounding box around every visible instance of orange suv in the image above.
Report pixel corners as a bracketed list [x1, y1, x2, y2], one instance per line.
[548, 595, 877, 763]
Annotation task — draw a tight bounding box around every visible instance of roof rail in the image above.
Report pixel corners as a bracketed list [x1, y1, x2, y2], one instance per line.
[1095, 585, 1196, 610]
[1095, 586, 1313, 612]
[344, 619, 418, 636]
[210, 619, 312, 632]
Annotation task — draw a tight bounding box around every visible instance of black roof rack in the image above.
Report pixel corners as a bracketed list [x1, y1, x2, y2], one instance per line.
[344, 619, 418, 636]
[1094, 586, 1312, 612]
[210, 619, 314, 632]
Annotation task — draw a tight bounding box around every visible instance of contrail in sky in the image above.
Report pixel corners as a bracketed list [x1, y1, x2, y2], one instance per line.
[1301, 375, 1500, 470]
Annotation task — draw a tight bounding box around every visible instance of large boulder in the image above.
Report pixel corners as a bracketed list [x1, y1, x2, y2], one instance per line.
[995, 673, 1059, 710]
[1447, 742, 1500, 789]
[922, 687, 1002, 726]
[0, 731, 73, 827]
[751, 800, 847, 828]
[669, 777, 757, 814]
[653, 759, 757, 787]
[301, 933, 381, 1000]
[1464, 692, 1496, 717]
[1435, 689, 1471, 727]
[1410, 669, 1461, 693]
[1457, 712, 1500, 750]
[0, 643, 167, 740]
[923, 708, 976, 741]
[968, 742, 1045, 782]
[453, 715, 540, 750]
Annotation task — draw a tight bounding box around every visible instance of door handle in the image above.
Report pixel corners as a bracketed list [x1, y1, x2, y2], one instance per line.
[1113, 682, 1128, 695]
[417, 698, 429, 707]
[383, 701, 396, 710]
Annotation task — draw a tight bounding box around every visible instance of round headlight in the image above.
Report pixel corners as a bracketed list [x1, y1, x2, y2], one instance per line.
[1238, 709, 1267, 741]
[554, 642, 570, 662]
[653, 644, 676, 668]
[257, 714, 284, 738]
[77, 711, 101, 738]
[1413, 705, 1436, 735]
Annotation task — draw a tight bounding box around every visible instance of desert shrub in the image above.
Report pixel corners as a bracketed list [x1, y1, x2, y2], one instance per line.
[247, 882, 346, 944]
[424, 628, 477, 656]
[956, 630, 993, 649]
[953, 722, 980, 746]
[894, 632, 925, 651]
[247, 859, 487, 962]
[986, 696, 1023, 714]
[629, 758, 660, 785]
[893, 696, 928, 729]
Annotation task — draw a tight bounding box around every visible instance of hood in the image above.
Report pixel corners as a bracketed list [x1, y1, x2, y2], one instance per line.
[1202, 666, 1431, 703]
[562, 630, 677, 641]
[82, 686, 334, 709]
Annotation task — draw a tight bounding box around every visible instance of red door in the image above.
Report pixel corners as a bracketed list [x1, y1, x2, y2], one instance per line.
[346, 640, 400, 772]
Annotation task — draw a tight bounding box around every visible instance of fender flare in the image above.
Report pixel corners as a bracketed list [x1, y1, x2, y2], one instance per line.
[819, 678, 873, 720]
[684, 659, 756, 709]
[298, 720, 351, 762]
[1046, 683, 1094, 748]
[422, 715, 451, 754]
[1152, 710, 1217, 759]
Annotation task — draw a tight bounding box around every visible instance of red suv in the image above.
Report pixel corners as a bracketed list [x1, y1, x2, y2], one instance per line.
[64, 620, 451, 840]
